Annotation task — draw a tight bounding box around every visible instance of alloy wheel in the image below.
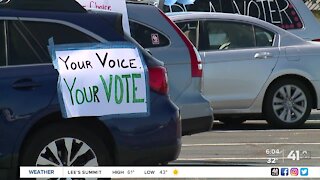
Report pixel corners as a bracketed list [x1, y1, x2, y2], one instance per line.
[272, 85, 307, 123]
[36, 137, 98, 167]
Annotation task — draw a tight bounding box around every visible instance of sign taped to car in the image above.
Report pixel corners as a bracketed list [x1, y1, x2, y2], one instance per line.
[49, 40, 149, 118]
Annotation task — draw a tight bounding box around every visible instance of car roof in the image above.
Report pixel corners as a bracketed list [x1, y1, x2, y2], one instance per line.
[0, 0, 126, 42]
[0, 0, 86, 12]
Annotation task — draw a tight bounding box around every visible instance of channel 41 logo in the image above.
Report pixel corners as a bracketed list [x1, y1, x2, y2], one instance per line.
[271, 168, 279, 176]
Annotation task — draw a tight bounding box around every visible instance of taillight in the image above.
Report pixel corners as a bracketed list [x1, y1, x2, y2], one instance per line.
[312, 39, 320, 42]
[158, 9, 202, 77]
[148, 66, 169, 95]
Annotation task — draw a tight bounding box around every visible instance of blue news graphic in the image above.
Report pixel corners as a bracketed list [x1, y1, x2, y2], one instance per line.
[300, 168, 309, 176]
[281, 168, 289, 176]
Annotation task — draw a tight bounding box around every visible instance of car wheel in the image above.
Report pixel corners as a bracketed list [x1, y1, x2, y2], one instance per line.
[219, 118, 246, 125]
[20, 122, 112, 179]
[264, 79, 312, 128]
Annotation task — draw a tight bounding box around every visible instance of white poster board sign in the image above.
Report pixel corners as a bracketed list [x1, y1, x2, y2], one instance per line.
[49, 42, 149, 118]
[76, 0, 131, 35]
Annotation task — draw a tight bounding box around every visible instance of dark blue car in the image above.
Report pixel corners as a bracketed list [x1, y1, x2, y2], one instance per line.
[0, 0, 181, 179]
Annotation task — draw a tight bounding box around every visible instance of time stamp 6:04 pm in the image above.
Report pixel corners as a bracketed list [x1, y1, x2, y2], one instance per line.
[266, 149, 312, 164]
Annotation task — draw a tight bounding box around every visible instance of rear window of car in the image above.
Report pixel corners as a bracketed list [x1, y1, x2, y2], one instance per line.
[161, 0, 303, 30]
[129, 20, 170, 48]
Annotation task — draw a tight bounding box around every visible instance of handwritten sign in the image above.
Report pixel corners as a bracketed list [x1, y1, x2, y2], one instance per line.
[76, 0, 131, 35]
[163, 0, 302, 29]
[50, 42, 148, 118]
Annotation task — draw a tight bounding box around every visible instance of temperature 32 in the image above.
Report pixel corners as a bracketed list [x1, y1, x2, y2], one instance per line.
[266, 149, 282, 164]
[267, 157, 278, 164]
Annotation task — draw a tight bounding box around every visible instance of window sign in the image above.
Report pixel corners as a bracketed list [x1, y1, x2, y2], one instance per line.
[163, 0, 303, 29]
[49, 40, 149, 118]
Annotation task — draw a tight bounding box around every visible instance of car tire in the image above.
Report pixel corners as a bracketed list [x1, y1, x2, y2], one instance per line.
[264, 79, 312, 128]
[219, 118, 246, 125]
[20, 122, 112, 173]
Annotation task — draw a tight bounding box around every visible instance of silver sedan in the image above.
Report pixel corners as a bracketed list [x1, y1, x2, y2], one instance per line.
[168, 12, 320, 128]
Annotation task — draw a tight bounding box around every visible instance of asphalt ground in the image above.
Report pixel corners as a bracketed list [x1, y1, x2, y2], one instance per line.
[171, 110, 320, 167]
[115, 111, 320, 180]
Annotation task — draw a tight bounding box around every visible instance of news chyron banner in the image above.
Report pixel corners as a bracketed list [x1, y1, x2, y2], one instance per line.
[20, 166, 320, 178]
[76, 0, 131, 35]
[49, 40, 149, 118]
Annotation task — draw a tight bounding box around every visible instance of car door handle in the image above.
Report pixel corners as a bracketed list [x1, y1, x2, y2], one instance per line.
[12, 78, 41, 90]
[254, 52, 273, 59]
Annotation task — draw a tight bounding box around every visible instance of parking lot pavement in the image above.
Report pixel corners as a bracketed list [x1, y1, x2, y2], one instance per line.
[170, 111, 320, 166]
[115, 112, 320, 180]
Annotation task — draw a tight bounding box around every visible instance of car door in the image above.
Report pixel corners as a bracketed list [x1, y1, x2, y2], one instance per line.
[0, 19, 60, 158]
[198, 20, 280, 109]
[0, 20, 58, 125]
[0, 19, 99, 121]
[0, 19, 99, 154]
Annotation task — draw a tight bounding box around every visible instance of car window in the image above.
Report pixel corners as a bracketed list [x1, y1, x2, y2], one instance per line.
[129, 21, 169, 48]
[23, 21, 98, 45]
[255, 26, 275, 47]
[271, 0, 303, 29]
[7, 20, 99, 65]
[0, 21, 5, 66]
[176, 21, 199, 48]
[203, 21, 255, 51]
[232, 0, 303, 30]
[7, 21, 44, 65]
[162, 0, 234, 13]
[190, 0, 234, 13]
[22, 21, 99, 62]
[161, 0, 303, 29]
